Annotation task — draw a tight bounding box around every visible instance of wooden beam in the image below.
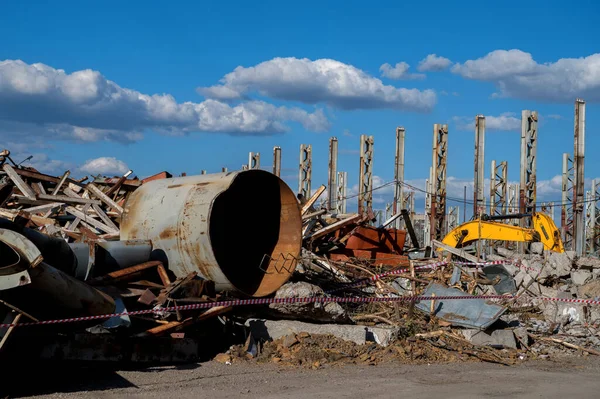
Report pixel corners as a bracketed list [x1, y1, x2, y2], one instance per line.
[2, 164, 36, 199]
[91, 204, 119, 231]
[51, 170, 71, 195]
[37, 193, 101, 206]
[86, 183, 123, 214]
[65, 206, 119, 234]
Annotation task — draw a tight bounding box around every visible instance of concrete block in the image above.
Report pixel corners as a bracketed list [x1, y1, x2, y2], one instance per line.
[571, 270, 592, 286]
[576, 257, 600, 269]
[578, 280, 600, 299]
[268, 282, 349, 323]
[461, 329, 517, 349]
[548, 252, 573, 278]
[530, 242, 544, 255]
[496, 248, 515, 258]
[541, 301, 585, 324]
[245, 319, 399, 347]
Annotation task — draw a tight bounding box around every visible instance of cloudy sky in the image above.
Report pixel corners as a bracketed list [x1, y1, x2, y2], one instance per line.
[1, 0, 599, 219]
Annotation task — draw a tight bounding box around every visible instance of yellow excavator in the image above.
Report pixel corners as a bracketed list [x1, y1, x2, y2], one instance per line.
[441, 212, 565, 253]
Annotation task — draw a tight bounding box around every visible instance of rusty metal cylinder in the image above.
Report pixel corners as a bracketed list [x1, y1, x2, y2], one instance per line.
[121, 170, 302, 297]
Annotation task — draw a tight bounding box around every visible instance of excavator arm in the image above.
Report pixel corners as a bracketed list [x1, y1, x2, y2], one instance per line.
[441, 212, 564, 253]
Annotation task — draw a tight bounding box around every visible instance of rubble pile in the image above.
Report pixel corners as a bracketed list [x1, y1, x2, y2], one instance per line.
[1, 150, 600, 369]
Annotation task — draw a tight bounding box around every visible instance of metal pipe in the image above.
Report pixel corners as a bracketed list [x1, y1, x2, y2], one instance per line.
[0, 228, 116, 325]
[120, 169, 303, 297]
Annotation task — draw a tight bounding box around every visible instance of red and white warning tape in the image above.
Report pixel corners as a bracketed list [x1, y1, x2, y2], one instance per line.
[3, 292, 599, 329]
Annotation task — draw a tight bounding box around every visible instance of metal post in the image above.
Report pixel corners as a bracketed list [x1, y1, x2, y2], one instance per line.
[519, 110, 538, 253]
[586, 189, 594, 255]
[573, 99, 586, 257]
[490, 160, 508, 216]
[328, 137, 338, 210]
[463, 185, 467, 223]
[446, 206, 459, 232]
[402, 191, 414, 218]
[273, 146, 281, 177]
[431, 124, 448, 241]
[298, 144, 312, 199]
[358, 134, 374, 215]
[562, 153, 575, 248]
[474, 115, 485, 217]
[520, 110, 538, 226]
[385, 203, 392, 221]
[248, 152, 260, 169]
[336, 171, 347, 214]
[424, 167, 432, 247]
[594, 180, 600, 256]
[394, 127, 406, 229]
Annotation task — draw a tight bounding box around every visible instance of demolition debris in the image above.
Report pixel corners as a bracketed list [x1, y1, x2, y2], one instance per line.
[1, 101, 600, 393]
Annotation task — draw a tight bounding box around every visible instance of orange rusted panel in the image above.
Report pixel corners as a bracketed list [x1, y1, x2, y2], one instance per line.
[329, 250, 409, 267]
[341, 226, 406, 253]
[141, 171, 172, 184]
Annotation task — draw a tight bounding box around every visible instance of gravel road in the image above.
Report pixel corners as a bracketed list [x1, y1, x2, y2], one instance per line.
[5, 356, 600, 399]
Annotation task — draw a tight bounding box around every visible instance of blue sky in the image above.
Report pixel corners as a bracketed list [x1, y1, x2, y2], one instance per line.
[1, 0, 599, 218]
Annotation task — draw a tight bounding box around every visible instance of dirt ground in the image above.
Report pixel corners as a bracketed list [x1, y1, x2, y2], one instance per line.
[6, 357, 600, 399]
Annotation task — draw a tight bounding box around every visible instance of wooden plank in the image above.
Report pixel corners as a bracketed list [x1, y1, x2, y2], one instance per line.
[31, 182, 46, 195]
[10, 167, 82, 187]
[86, 183, 123, 214]
[65, 206, 119, 234]
[91, 204, 119, 231]
[2, 164, 36, 199]
[51, 170, 71, 195]
[431, 240, 479, 263]
[307, 213, 364, 241]
[301, 185, 326, 215]
[22, 202, 64, 214]
[37, 193, 101, 206]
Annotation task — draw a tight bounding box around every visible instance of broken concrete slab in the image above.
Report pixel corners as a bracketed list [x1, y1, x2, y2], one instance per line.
[571, 269, 592, 286]
[547, 252, 572, 278]
[415, 283, 507, 330]
[496, 247, 515, 258]
[268, 282, 349, 323]
[575, 257, 600, 269]
[541, 301, 586, 325]
[530, 242, 544, 255]
[244, 318, 398, 347]
[577, 280, 600, 299]
[462, 329, 517, 349]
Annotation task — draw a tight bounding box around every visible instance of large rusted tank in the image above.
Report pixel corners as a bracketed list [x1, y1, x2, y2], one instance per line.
[120, 170, 302, 297]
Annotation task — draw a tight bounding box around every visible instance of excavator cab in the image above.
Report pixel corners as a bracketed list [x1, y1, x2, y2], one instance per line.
[441, 212, 565, 253]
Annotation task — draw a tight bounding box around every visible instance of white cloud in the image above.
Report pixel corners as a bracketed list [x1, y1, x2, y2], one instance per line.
[452, 112, 521, 132]
[79, 157, 130, 176]
[417, 54, 452, 72]
[451, 49, 600, 102]
[379, 62, 425, 80]
[198, 57, 436, 112]
[0, 59, 330, 144]
[545, 114, 563, 120]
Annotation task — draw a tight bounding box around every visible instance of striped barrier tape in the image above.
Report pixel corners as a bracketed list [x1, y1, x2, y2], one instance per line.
[3, 292, 600, 329]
